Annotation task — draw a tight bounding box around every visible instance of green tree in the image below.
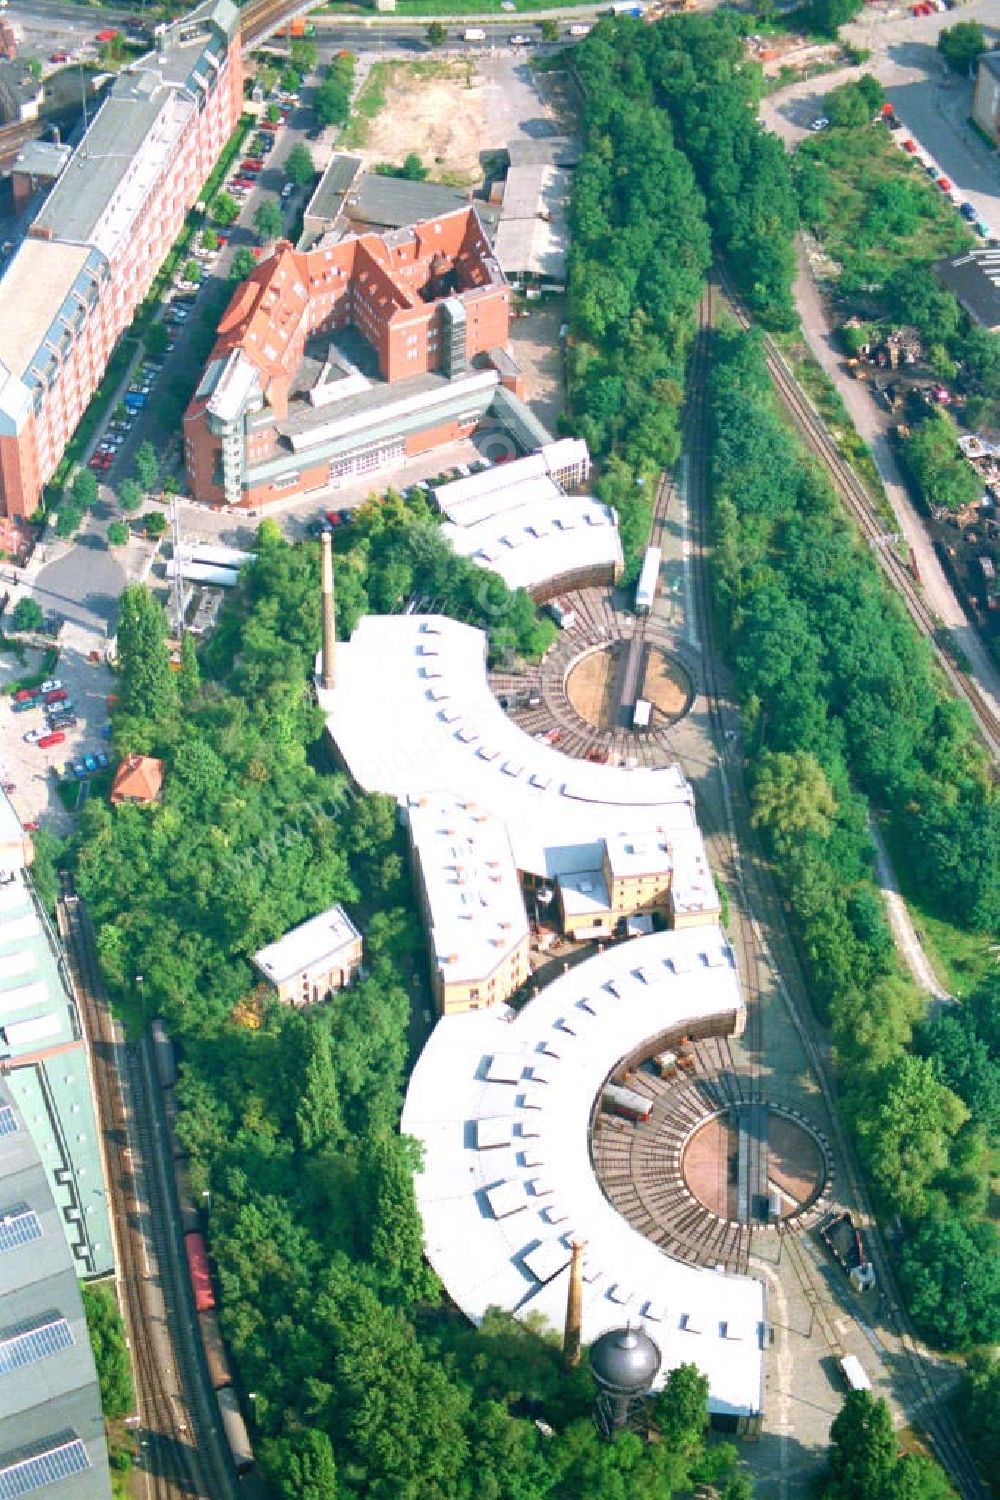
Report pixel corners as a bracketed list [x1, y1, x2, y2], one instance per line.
[655, 1363, 709, 1463]
[213, 190, 240, 227]
[294, 1022, 343, 1153]
[426, 21, 447, 46]
[954, 1353, 1000, 1495]
[134, 441, 160, 493]
[290, 39, 318, 73]
[903, 410, 981, 512]
[751, 750, 837, 851]
[259, 1428, 337, 1500]
[826, 76, 882, 128]
[12, 596, 43, 632]
[230, 247, 257, 282]
[855, 1053, 968, 1218]
[285, 141, 315, 188]
[116, 583, 177, 725]
[23, 56, 42, 81]
[820, 1390, 897, 1500]
[119, 479, 143, 514]
[55, 504, 82, 539]
[266, 102, 281, 125]
[201, 227, 219, 252]
[254, 197, 284, 243]
[145, 511, 168, 539]
[937, 21, 984, 75]
[145, 321, 170, 360]
[540, 19, 558, 41]
[810, 0, 864, 35]
[107, 521, 129, 547]
[358, 1132, 440, 1307]
[899, 1216, 1000, 1350]
[72, 468, 98, 511]
[82, 1284, 134, 1421]
[183, 258, 200, 283]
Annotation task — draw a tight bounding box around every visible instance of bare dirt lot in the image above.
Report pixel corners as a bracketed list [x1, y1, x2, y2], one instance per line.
[352, 61, 487, 183]
[349, 55, 578, 188]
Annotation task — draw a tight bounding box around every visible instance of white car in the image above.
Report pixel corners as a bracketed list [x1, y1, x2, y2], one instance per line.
[23, 727, 44, 744]
[810, 117, 830, 132]
[281, 182, 294, 200]
[40, 679, 61, 694]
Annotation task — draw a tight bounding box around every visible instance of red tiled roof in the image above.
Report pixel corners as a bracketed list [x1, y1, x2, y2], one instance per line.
[110, 754, 164, 805]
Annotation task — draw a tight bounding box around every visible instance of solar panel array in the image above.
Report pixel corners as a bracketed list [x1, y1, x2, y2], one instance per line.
[0, 1211, 42, 1255]
[0, 1437, 89, 1497]
[0, 1108, 16, 1137]
[0, 1317, 74, 1376]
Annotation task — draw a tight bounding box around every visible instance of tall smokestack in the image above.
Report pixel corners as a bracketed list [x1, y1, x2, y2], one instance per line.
[320, 527, 336, 691]
[564, 1239, 586, 1368]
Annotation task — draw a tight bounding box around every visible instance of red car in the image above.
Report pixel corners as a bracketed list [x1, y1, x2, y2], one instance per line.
[937, 176, 952, 192]
[38, 731, 65, 750]
[241, 158, 264, 171]
[50, 51, 69, 63]
[43, 688, 67, 704]
[902, 138, 917, 153]
[14, 688, 35, 703]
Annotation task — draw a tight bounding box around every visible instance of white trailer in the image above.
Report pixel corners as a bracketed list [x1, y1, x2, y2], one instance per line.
[839, 1355, 872, 1393]
[164, 560, 240, 588]
[634, 546, 661, 615]
[463, 27, 486, 40]
[633, 698, 652, 730]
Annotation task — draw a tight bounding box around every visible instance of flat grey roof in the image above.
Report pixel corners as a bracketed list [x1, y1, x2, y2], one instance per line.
[304, 152, 363, 226]
[10, 140, 72, 180]
[935, 249, 1000, 331]
[506, 135, 582, 168]
[0, 241, 92, 382]
[344, 174, 470, 231]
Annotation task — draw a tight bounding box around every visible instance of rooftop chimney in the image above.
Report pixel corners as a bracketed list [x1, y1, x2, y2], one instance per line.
[320, 527, 336, 691]
[563, 1239, 586, 1368]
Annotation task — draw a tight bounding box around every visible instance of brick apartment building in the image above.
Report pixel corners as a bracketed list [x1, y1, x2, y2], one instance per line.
[0, 0, 242, 519]
[183, 207, 513, 507]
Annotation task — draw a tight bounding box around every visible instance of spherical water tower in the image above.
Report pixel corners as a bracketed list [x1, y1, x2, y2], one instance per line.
[589, 1324, 662, 1439]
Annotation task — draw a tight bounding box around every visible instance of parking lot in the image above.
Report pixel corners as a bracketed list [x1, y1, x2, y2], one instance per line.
[0, 626, 115, 833]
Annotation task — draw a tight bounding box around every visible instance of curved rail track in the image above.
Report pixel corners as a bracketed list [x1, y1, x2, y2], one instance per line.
[59, 881, 235, 1500]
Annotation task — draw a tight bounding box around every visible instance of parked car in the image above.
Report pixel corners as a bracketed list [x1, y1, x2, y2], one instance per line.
[23, 728, 44, 744]
[43, 688, 68, 704]
[937, 176, 953, 192]
[281, 183, 294, 200]
[94, 749, 110, 770]
[47, 700, 74, 721]
[47, 714, 78, 730]
[40, 679, 61, 694]
[14, 688, 35, 703]
[960, 201, 977, 220]
[72, 762, 88, 779]
[38, 731, 66, 750]
[83, 753, 99, 773]
[902, 138, 917, 153]
[12, 696, 40, 713]
[810, 117, 829, 132]
[50, 51, 69, 63]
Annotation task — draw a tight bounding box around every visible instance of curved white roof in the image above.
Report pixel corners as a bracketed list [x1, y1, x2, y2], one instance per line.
[442, 496, 623, 595]
[320, 615, 712, 891]
[401, 928, 764, 1418]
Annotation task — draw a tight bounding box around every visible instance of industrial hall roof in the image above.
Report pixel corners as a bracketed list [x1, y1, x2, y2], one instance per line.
[400, 928, 764, 1420]
[0, 1077, 111, 1499]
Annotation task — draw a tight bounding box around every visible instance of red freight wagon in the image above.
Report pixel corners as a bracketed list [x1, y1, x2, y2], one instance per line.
[185, 1232, 215, 1312]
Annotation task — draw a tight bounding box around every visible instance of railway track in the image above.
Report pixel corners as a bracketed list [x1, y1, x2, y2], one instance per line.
[720, 284, 1000, 761]
[688, 288, 989, 1499]
[59, 882, 231, 1500]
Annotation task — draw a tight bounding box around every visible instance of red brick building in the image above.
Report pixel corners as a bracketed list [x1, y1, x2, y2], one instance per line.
[184, 208, 513, 508]
[0, 0, 242, 519]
